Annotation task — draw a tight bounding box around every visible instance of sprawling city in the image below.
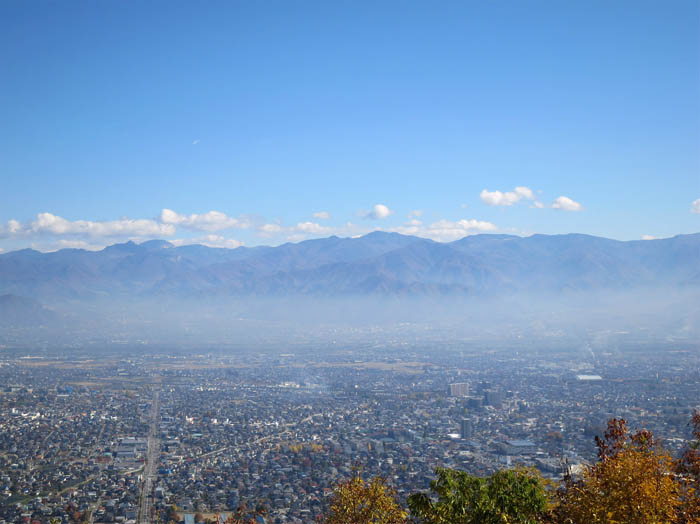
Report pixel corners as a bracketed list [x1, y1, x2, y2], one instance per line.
[1, 337, 698, 523]
[3, 0, 699, 522]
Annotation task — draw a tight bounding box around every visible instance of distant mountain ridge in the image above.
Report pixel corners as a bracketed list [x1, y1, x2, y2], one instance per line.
[0, 232, 698, 300]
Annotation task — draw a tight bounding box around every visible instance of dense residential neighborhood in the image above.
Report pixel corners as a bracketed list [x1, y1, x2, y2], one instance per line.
[1, 342, 698, 524]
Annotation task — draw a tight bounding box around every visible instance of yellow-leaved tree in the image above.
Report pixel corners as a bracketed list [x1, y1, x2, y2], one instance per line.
[676, 410, 700, 523]
[324, 475, 407, 524]
[557, 418, 681, 524]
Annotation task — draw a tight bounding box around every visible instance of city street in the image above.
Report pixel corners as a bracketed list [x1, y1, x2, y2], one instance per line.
[138, 389, 160, 524]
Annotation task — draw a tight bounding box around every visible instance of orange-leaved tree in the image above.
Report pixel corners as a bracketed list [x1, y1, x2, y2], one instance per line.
[557, 418, 681, 524]
[676, 410, 700, 523]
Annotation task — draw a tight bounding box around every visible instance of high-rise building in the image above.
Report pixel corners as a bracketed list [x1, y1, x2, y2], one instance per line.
[484, 388, 503, 408]
[467, 396, 483, 410]
[449, 382, 469, 397]
[460, 418, 473, 439]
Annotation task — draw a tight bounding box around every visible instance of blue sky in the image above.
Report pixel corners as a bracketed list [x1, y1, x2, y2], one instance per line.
[1, 0, 698, 252]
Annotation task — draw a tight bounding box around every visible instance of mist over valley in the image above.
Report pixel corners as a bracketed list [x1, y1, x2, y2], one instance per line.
[1, 231, 697, 351]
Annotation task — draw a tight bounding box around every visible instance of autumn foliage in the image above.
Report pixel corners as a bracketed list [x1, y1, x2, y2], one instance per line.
[322, 412, 700, 524]
[323, 475, 407, 524]
[556, 418, 681, 523]
[676, 410, 700, 523]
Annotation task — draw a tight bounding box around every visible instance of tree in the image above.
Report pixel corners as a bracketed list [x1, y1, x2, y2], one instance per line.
[407, 466, 550, 524]
[323, 475, 407, 524]
[676, 410, 700, 523]
[557, 418, 681, 524]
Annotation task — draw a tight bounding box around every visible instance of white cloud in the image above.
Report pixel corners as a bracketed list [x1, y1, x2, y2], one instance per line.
[35, 239, 108, 252]
[551, 196, 583, 212]
[408, 209, 424, 218]
[1, 213, 173, 241]
[53, 239, 101, 250]
[172, 234, 243, 249]
[642, 235, 656, 240]
[691, 198, 700, 214]
[284, 233, 307, 242]
[339, 222, 371, 238]
[0, 220, 18, 238]
[480, 186, 536, 206]
[192, 139, 200, 145]
[480, 189, 519, 206]
[392, 218, 497, 242]
[312, 211, 331, 220]
[532, 201, 545, 209]
[258, 223, 284, 236]
[285, 221, 372, 242]
[362, 204, 394, 220]
[160, 209, 249, 231]
[29, 212, 176, 237]
[426, 219, 497, 240]
[514, 186, 534, 200]
[252, 220, 338, 241]
[294, 222, 333, 235]
[8, 219, 21, 234]
[0, 210, 249, 248]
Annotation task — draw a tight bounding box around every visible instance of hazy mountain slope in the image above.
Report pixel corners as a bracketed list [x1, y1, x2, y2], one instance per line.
[449, 233, 700, 291]
[0, 294, 60, 327]
[0, 232, 698, 300]
[150, 231, 426, 296]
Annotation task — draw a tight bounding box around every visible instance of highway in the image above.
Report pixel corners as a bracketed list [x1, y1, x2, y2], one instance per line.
[138, 389, 160, 524]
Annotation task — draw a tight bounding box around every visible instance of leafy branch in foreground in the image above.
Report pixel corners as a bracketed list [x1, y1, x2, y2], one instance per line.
[407, 466, 551, 524]
[321, 413, 700, 524]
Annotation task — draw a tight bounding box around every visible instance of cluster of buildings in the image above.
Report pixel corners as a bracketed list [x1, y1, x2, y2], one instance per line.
[1, 342, 698, 524]
[0, 363, 152, 524]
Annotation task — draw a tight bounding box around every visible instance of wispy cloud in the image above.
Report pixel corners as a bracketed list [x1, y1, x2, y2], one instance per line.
[312, 211, 331, 220]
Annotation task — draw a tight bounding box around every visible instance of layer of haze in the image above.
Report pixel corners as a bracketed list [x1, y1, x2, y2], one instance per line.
[4, 291, 697, 354]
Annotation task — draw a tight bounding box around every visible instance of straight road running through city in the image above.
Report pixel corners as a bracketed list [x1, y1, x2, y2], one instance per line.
[138, 388, 160, 524]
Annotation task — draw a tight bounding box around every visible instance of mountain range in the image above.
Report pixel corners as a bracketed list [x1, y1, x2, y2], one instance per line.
[0, 232, 698, 301]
